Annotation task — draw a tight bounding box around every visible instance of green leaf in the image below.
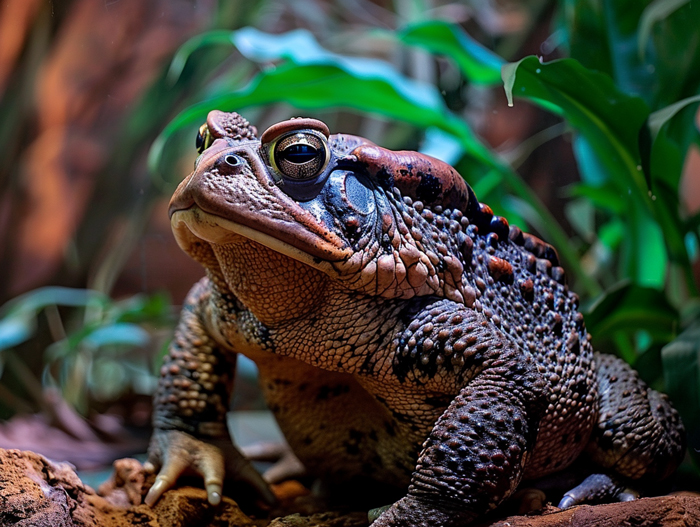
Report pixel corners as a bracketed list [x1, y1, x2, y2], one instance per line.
[397, 20, 504, 85]
[167, 30, 236, 83]
[566, 182, 625, 214]
[637, 0, 690, 60]
[82, 323, 150, 348]
[643, 95, 700, 290]
[560, 0, 700, 109]
[661, 323, 700, 468]
[0, 314, 34, 352]
[0, 288, 108, 352]
[501, 56, 690, 288]
[641, 0, 700, 108]
[502, 57, 650, 199]
[150, 29, 497, 176]
[0, 287, 107, 318]
[585, 282, 679, 342]
[648, 94, 700, 144]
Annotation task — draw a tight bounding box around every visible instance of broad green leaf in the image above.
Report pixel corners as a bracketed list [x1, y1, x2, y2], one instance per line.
[501, 56, 686, 288]
[0, 314, 34, 352]
[397, 20, 504, 85]
[558, 0, 614, 78]
[561, 0, 700, 109]
[167, 30, 235, 83]
[662, 323, 700, 467]
[83, 323, 150, 348]
[0, 288, 108, 352]
[641, 1, 700, 108]
[150, 62, 491, 169]
[597, 219, 625, 252]
[637, 0, 690, 60]
[502, 57, 650, 200]
[643, 95, 700, 288]
[566, 182, 625, 214]
[585, 282, 679, 341]
[628, 203, 667, 288]
[0, 287, 107, 318]
[648, 94, 700, 144]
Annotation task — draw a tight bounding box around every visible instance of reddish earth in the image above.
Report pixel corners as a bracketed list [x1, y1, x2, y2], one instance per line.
[1, 448, 698, 527]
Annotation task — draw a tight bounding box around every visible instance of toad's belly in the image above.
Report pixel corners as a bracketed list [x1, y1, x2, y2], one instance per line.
[252, 352, 420, 488]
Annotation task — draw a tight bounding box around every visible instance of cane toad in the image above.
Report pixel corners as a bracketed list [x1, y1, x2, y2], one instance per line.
[145, 111, 685, 526]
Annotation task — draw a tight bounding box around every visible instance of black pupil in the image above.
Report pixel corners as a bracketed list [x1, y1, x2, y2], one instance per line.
[280, 144, 319, 164]
[196, 131, 204, 150]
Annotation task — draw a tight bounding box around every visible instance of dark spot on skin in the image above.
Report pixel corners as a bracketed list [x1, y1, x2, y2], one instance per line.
[316, 384, 350, 401]
[571, 379, 588, 397]
[415, 172, 442, 204]
[256, 325, 272, 347]
[303, 436, 313, 445]
[298, 383, 309, 392]
[343, 442, 361, 455]
[425, 394, 453, 408]
[384, 422, 396, 437]
[349, 429, 364, 442]
[369, 429, 378, 442]
[376, 167, 394, 188]
[561, 433, 569, 445]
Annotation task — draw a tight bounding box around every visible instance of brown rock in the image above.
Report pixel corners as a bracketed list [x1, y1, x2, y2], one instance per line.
[481, 495, 700, 527]
[0, 448, 254, 527]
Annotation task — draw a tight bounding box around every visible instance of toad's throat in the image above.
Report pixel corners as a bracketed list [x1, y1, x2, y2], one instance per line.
[170, 207, 341, 276]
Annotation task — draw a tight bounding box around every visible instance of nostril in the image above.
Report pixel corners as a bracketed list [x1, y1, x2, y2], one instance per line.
[224, 154, 242, 166]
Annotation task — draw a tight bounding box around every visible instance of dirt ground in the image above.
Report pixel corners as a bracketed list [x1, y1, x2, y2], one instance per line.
[1, 448, 699, 527]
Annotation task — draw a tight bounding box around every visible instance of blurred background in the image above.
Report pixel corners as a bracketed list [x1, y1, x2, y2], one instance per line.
[0, 0, 699, 486]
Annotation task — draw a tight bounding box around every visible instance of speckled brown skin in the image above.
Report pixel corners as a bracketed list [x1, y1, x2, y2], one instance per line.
[146, 112, 685, 526]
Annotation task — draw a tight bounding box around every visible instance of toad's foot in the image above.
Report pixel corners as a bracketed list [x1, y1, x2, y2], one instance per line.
[144, 428, 275, 506]
[558, 473, 638, 509]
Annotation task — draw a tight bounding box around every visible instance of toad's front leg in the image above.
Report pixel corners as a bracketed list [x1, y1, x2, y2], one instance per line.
[374, 301, 547, 527]
[145, 278, 273, 506]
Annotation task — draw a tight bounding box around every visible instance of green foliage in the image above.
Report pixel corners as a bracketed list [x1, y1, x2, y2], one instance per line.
[0, 288, 172, 414]
[397, 20, 505, 85]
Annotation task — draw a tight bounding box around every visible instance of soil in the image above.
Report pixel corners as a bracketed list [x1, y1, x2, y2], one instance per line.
[1, 448, 698, 527]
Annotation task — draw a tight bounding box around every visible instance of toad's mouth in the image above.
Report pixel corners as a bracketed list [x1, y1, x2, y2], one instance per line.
[171, 207, 345, 275]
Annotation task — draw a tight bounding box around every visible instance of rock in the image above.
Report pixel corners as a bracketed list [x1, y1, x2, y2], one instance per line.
[479, 495, 700, 527]
[0, 448, 255, 527]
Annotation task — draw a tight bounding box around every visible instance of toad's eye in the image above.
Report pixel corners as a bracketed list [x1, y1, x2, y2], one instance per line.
[196, 123, 213, 154]
[269, 132, 329, 180]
